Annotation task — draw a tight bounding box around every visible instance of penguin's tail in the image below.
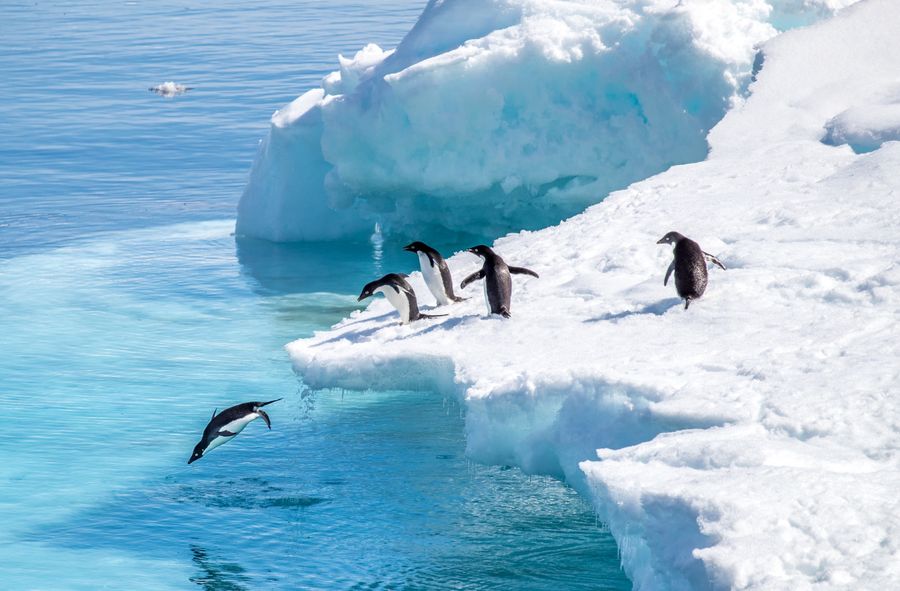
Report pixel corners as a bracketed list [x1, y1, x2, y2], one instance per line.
[684, 298, 692, 310]
[451, 296, 468, 303]
[499, 307, 511, 318]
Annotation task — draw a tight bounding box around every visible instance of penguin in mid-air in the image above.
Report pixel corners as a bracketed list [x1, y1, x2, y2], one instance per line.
[188, 399, 282, 464]
[460, 245, 538, 318]
[403, 241, 466, 306]
[656, 231, 726, 309]
[358, 273, 446, 324]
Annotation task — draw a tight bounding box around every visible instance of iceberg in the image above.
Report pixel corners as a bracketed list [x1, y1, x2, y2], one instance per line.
[237, 0, 857, 242]
[285, 0, 900, 588]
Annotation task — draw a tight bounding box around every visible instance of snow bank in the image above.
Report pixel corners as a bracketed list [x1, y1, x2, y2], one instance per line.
[286, 1, 899, 588]
[237, 0, 854, 242]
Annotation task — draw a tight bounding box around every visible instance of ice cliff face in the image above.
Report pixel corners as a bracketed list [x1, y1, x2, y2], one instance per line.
[284, 0, 899, 588]
[237, 0, 856, 242]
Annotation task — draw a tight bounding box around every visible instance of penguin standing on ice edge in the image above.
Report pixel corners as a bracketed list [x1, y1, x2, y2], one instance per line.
[657, 231, 726, 309]
[404, 241, 466, 306]
[188, 399, 282, 464]
[461, 245, 538, 318]
[358, 273, 446, 324]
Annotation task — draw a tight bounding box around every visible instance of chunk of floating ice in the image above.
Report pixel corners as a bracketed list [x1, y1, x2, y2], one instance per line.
[149, 81, 192, 97]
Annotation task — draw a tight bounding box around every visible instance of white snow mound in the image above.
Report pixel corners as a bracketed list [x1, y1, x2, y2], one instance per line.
[237, 0, 856, 242]
[286, 1, 900, 588]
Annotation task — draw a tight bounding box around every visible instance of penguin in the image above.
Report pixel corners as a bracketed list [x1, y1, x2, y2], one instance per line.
[460, 245, 538, 318]
[656, 231, 726, 309]
[403, 241, 466, 306]
[358, 273, 446, 324]
[188, 399, 282, 464]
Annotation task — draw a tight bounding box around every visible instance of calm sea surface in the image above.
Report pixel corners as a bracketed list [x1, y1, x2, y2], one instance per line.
[0, 2, 630, 589]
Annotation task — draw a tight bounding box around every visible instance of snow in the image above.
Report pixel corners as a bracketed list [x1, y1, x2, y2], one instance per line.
[283, 0, 900, 588]
[237, 0, 855, 242]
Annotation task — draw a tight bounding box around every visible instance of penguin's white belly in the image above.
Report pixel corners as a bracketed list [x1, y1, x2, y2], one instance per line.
[221, 414, 257, 434]
[418, 253, 449, 305]
[206, 413, 258, 452]
[376, 286, 411, 323]
[483, 281, 491, 315]
[205, 434, 233, 453]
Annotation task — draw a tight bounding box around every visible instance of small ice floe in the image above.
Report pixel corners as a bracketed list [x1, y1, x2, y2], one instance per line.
[149, 81, 192, 97]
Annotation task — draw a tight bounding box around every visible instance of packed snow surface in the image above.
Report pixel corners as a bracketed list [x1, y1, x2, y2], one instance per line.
[286, 1, 899, 588]
[237, 0, 858, 242]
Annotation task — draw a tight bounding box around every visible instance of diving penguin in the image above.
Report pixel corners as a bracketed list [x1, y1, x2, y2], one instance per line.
[656, 231, 726, 309]
[188, 399, 282, 464]
[358, 273, 446, 324]
[403, 241, 466, 306]
[460, 245, 538, 318]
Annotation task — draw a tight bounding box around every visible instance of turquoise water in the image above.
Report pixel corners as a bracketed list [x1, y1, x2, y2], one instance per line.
[0, 2, 630, 589]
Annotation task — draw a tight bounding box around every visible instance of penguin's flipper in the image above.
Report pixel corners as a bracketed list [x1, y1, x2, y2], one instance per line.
[259, 398, 283, 407]
[664, 261, 675, 286]
[703, 252, 726, 271]
[211, 408, 218, 420]
[419, 313, 448, 320]
[508, 266, 539, 278]
[460, 269, 485, 289]
[218, 430, 237, 437]
[257, 409, 271, 429]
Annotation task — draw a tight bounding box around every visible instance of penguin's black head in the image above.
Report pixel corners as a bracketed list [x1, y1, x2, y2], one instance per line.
[657, 231, 685, 245]
[403, 241, 428, 253]
[467, 245, 493, 258]
[188, 442, 204, 464]
[358, 280, 377, 301]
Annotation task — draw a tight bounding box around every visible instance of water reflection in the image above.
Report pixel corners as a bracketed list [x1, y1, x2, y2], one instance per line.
[370, 223, 385, 276]
[235, 231, 488, 297]
[190, 545, 250, 591]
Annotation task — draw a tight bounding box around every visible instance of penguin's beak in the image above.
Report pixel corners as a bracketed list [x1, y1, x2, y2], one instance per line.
[656, 237, 667, 244]
[358, 292, 370, 302]
[466, 247, 477, 254]
[403, 243, 415, 251]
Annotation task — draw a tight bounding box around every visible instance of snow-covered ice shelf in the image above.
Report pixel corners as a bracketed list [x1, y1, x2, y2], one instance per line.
[237, 0, 859, 242]
[285, 1, 900, 588]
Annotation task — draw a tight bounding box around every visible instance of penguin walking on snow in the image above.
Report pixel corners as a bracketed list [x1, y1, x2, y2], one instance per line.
[404, 241, 466, 306]
[189, 399, 282, 464]
[656, 231, 726, 309]
[461, 245, 538, 318]
[358, 273, 446, 324]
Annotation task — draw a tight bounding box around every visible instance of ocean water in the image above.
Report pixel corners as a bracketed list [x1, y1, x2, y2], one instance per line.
[0, 2, 630, 589]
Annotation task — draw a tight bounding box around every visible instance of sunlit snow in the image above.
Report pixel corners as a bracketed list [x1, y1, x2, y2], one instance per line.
[283, 0, 899, 588]
[237, 0, 859, 242]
